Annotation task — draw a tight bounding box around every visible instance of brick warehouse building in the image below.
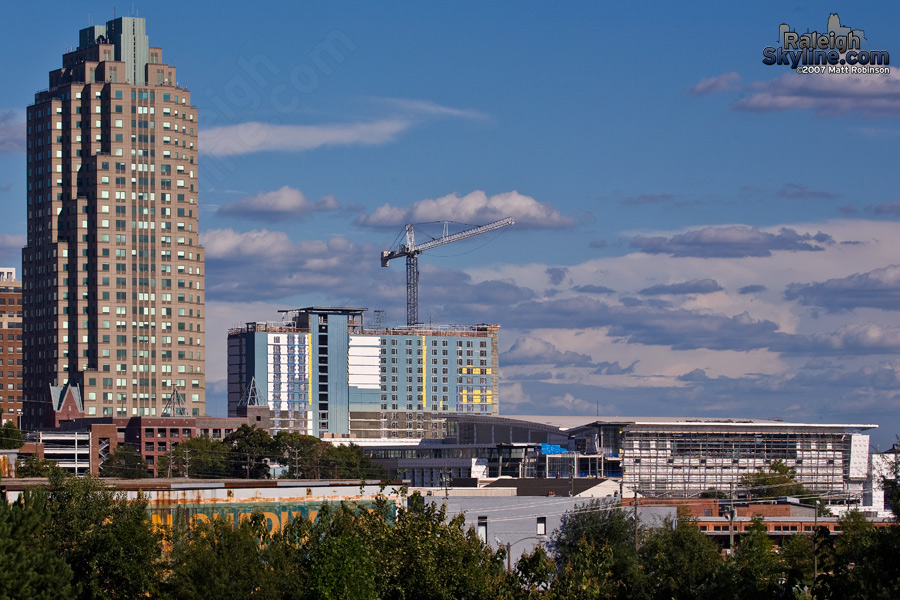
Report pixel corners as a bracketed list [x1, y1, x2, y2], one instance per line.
[22, 16, 204, 429]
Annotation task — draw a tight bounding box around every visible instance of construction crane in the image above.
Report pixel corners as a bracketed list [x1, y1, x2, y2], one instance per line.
[381, 217, 514, 326]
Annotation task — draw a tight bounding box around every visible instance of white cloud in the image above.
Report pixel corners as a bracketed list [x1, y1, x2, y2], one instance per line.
[358, 190, 574, 229]
[734, 68, 900, 117]
[377, 97, 487, 120]
[688, 72, 741, 95]
[201, 98, 486, 156]
[0, 110, 24, 154]
[202, 119, 411, 156]
[217, 186, 341, 221]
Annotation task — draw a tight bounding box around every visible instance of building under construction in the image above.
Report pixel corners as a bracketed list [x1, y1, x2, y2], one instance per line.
[227, 307, 500, 439]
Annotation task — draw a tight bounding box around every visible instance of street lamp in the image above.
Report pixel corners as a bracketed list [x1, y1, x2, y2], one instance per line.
[496, 536, 548, 572]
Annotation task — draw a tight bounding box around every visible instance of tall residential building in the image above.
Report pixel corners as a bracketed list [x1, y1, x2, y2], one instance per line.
[227, 308, 500, 439]
[0, 268, 23, 426]
[22, 17, 204, 429]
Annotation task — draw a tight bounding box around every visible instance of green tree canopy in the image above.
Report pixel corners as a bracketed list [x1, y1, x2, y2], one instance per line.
[157, 435, 229, 478]
[274, 431, 327, 479]
[740, 459, 828, 514]
[99, 444, 150, 478]
[727, 516, 782, 600]
[44, 471, 162, 599]
[0, 421, 25, 450]
[550, 499, 645, 599]
[223, 424, 277, 479]
[0, 488, 74, 599]
[16, 455, 58, 478]
[638, 515, 730, 600]
[740, 459, 807, 499]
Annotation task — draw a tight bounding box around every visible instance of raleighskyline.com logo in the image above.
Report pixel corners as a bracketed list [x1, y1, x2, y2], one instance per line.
[762, 13, 890, 74]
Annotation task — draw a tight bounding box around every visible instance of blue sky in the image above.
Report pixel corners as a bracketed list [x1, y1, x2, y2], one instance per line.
[3, 2, 900, 446]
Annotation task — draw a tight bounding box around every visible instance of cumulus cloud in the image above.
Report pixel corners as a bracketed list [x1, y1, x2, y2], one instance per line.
[639, 278, 724, 296]
[678, 368, 709, 381]
[357, 190, 573, 229]
[777, 183, 838, 200]
[0, 110, 24, 154]
[201, 228, 373, 301]
[808, 324, 900, 353]
[631, 225, 832, 258]
[593, 360, 638, 375]
[784, 265, 900, 312]
[502, 336, 594, 368]
[733, 68, 900, 117]
[688, 71, 741, 95]
[216, 186, 340, 221]
[201, 119, 411, 156]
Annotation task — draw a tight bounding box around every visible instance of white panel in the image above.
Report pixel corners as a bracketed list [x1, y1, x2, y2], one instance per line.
[350, 335, 380, 346]
[849, 434, 869, 479]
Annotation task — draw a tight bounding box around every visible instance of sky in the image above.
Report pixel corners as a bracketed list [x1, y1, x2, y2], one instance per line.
[2, 2, 900, 447]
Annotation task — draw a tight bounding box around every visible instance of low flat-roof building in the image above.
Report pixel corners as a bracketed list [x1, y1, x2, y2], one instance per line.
[353, 415, 876, 505]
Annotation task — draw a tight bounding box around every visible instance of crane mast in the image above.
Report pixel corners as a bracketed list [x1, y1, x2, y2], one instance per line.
[381, 217, 514, 326]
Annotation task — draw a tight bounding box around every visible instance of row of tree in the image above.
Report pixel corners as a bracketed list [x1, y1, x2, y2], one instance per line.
[2, 470, 900, 600]
[4, 422, 387, 481]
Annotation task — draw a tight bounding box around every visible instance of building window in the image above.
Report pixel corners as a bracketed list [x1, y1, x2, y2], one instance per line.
[476, 516, 488, 542]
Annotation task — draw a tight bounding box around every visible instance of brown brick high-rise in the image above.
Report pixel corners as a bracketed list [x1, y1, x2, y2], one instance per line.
[22, 17, 204, 429]
[0, 268, 23, 427]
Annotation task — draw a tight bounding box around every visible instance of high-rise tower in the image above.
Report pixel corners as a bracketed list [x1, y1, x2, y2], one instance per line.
[22, 17, 204, 428]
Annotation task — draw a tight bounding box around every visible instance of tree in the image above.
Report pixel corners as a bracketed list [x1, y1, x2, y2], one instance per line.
[638, 515, 729, 600]
[550, 499, 646, 599]
[740, 459, 828, 515]
[0, 488, 74, 599]
[99, 444, 150, 478]
[162, 513, 282, 600]
[44, 470, 163, 599]
[16, 455, 59, 478]
[275, 431, 327, 478]
[157, 436, 229, 478]
[515, 545, 555, 600]
[223, 424, 277, 479]
[376, 492, 512, 599]
[274, 433, 387, 480]
[728, 516, 782, 600]
[0, 421, 25, 450]
[324, 443, 386, 480]
[741, 460, 806, 499]
[778, 532, 815, 592]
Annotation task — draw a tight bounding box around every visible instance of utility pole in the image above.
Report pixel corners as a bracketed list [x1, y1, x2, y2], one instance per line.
[506, 542, 512, 572]
[245, 453, 251, 479]
[813, 507, 818, 588]
[184, 447, 189, 479]
[569, 454, 575, 497]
